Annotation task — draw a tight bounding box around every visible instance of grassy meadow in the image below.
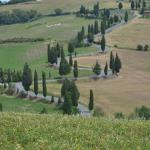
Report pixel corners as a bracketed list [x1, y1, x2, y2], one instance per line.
[0, 0, 130, 14]
[0, 95, 60, 114]
[0, 113, 149, 149]
[37, 17, 150, 116]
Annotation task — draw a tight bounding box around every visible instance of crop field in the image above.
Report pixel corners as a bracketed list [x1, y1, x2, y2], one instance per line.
[40, 18, 150, 116]
[0, 113, 149, 149]
[0, 42, 94, 78]
[0, 95, 60, 114]
[106, 18, 150, 49]
[0, 0, 130, 14]
[0, 15, 95, 41]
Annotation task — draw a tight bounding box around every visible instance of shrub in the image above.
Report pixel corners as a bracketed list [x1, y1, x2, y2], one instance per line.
[40, 107, 48, 114]
[54, 8, 63, 15]
[0, 103, 2, 112]
[137, 44, 143, 51]
[135, 106, 150, 120]
[93, 107, 105, 117]
[114, 44, 118, 48]
[144, 44, 149, 51]
[115, 112, 125, 119]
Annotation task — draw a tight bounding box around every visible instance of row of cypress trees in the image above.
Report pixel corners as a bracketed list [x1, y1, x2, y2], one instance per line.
[93, 52, 122, 76]
[0, 68, 22, 83]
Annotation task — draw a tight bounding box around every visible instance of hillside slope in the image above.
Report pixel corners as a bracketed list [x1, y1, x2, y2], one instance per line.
[0, 113, 150, 149]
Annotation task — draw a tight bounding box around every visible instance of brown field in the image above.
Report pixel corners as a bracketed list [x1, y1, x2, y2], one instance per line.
[0, 0, 130, 14]
[44, 17, 150, 116]
[106, 18, 150, 49]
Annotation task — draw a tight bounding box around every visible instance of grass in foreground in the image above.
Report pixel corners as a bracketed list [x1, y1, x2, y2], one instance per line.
[0, 95, 60, 114]
[0, 112, 149, 149]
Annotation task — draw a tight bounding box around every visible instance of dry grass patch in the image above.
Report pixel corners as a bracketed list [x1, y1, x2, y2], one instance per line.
[106, 18, 150, 49]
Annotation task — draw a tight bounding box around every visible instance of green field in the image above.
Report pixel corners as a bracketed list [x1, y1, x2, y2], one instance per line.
[0, 112, 149, 149]
[0, 42, 94, 78]
[0, 15, 95, 41]
[0, 0, 130, 14]
[0, 95, 60, 114]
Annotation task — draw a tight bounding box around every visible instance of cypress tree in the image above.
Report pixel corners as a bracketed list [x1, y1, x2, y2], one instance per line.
[47, 44, 50, 62]
[56, 42, 61, 57]
[59, 58, 71, 76]
[69, 55, 73, 66]
[94, 20, 99, 34]
[60, 46, 65, 59]
[81, 26, 85, 38]
[57, 97, 62, 105]
[124, 11, 128, 23]
[63, 92, 72, 115]
[110, 51, 114, 69]
[70, 81, 80, 106]
[68, 42, 74, 55]
[48, 46, 57, 64]
[73, 60, 78, 79]
[89, 89, 94, 111]
[131, 0, 135, 10]
[61, 79, 80, 107]
[115, 53, 122, 73]
[88, 24, 91, 34]
[87, 33, 94, 43]
[34, 70, 38, 96]
[0, 103, 2, 112]
[91, 24, 94, 34]
[61, 78, 71, 97]
[42, 71, 47, 97]
[104, 61, 108, 77]
[51, 96, 54, 103]
[7, 69, 12, 83]
[0, 68, 4, 83]
[101, 21, 105, 35]
[101, 35, 106, 52]
[118, 2, 123, 9]
[93, 61, 101, 75]
[22, 63, 32, 92]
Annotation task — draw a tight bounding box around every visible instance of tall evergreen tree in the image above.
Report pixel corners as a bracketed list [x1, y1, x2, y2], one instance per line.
[131, 0, 135, 9]
[115, 53, 122, 73]
[63, 92, 72, 114]
[22, 63, 32, 92]
[61, 79, 80, 107]
[48, 46, 57, 64]
[68, 42, 74, 55]
[42, 71, 47, 97]
[93, 61, 101, 75]
[101, 21, 105, 35]
[87, 33, 94, 43]
[118, 2, 123, 9]
[81, 26, 85, 38]
[51, 96, 54, 103]
[69, 55, 73, 66]
[7, 69, 12, 83]
[88, 24, 91, 34]
[89, 89, 94, 111]
[124, 11, 128, 22]
[73, 60, 78, 79]
[34, 70, 38, 96]
[59, 58, 71, 76]
[47, 44, 50, 62]
[109, 51, 114, 69]
[56, 42, 61, 57]
[60, 46, 65, 59]
[101, 35, 106, 52]
[0, 68, 4, 83]
[93, 2, 99, 16]
[70, 81, 80, 106]
[94, 20, 99, 34]
[104, 61, 108, 77]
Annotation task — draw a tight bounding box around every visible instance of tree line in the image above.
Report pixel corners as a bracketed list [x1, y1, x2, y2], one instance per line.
[0, 9, 41, 25]
[0, 68, 22, 83]
[93, 52, 122, 77]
